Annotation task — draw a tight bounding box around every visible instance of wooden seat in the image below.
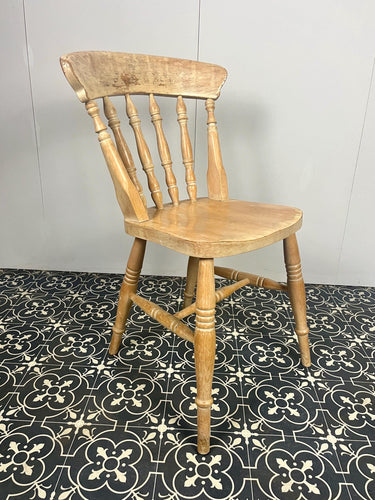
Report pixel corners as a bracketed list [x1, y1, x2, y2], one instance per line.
[61, 51, 311, 454]
[126, 198, 303, 257]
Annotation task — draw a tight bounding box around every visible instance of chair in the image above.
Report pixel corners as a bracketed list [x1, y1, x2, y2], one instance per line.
[60, 51, 311, 454]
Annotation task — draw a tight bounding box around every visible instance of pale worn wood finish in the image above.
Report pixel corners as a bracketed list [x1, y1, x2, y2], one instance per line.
[214, 266, 288, 292]
[126, 198, 303, 258]
[176, 278, 249, 320]
[194, 258, 216, 455]
[109, 238, 146, 355]
[206, 99, 228, 200]
[62, 51, 311, 454]
[149, 94, 179, 206]
[85, 100, 148, 222]
[126, 94, 163, 209]
[283, 234, 311, 367]
[183, 256, 199, 307]
[129, 293, 194, 343]
[103, 96, 147, 207]
[177, 96, 197, 201]
[60, 51, 227, 102]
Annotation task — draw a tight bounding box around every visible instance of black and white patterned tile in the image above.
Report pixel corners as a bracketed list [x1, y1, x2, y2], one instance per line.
[0, 269, 375, 499]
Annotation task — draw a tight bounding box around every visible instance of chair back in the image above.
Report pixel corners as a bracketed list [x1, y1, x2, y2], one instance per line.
[61, 51, 229, 221]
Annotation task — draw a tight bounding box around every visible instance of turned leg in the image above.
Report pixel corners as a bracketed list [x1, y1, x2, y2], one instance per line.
[109, 238, 146, 355]
[283, 234, 311, 367]
[194, 258, 216, 454]
[183, 256, 199, 307]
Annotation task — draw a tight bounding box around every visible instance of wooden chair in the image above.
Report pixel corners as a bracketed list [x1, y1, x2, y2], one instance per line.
[60, 51, 311, 454]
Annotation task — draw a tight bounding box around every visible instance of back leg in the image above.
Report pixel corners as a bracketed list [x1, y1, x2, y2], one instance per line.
[283, 234, 311, 367]
[183, 256, 199, 307]
[109, 238, 146, 355]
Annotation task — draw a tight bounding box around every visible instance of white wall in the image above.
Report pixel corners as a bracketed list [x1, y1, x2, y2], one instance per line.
[1, 0, 375, 285]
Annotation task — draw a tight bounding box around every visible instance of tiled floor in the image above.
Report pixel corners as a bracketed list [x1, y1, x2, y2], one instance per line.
[0, 268, 374, 499]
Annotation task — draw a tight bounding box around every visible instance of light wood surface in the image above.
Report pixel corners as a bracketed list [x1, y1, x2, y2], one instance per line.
[284, 234, 311, 367]
[61, 51, 311, 454]
[206, 99, 228, 200]
[194, 258, 216, 454]
[126, 94, 163, 209]
[85, 100, 148, 222]
[177, 96, 197, 201]
[103, 96, 147, 207]
[125, 198, 303, 258]
[183, 256, 199, 307]
[60, 51, 227, 102]
[150, 94, 179, 206]
[129, 292, 194, 343]
[176, 278, 249, 319]
[214, 266, 288, 292]
[109, 238, 146, 354]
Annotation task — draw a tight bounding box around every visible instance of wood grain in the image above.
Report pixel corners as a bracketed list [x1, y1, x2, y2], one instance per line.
[284, 234, 311, 367]
[214, 266, 288, 292]
[194, 258, 216, 454]
[85, 100, 148, 222]
[177, 96, 197, 201]
[150, 94, 179, 206]
[130, 293, 194, 343]
[206, 99, 228, 200]
[60, 51, 227, 102]
[126, 94, 163, 209]
[183, 256, 199, 307]
[125, 198, 303, 258]
[103, 96, 147, 207]
[109, 238, 146, 354]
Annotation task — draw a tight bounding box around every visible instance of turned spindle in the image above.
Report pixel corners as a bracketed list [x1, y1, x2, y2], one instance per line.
[205, 99, 228, 200]
[126, 94, 163, 209]
[177, 96, 197, 201]
[103, 97, 147, 207]
[85, 100, 148, 222]
[149, 94, 179, 206]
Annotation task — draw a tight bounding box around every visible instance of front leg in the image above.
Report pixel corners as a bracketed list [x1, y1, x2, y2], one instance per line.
[194, 258, 216, 454]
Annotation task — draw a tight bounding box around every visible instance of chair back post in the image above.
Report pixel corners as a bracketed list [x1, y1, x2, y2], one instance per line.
[85, 100, 149, 222]
[206, 99, 228, 200]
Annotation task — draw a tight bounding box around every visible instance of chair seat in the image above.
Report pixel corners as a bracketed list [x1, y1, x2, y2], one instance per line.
[125, 197, 302, 258]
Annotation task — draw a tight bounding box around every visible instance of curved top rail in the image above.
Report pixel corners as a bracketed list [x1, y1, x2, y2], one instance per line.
[60, 51, 227, 102]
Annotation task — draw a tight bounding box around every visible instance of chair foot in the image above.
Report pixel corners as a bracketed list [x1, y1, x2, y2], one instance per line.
[109, 238, 146, 355]
[297, 331, 311, 367]
[283, 234, 311, 368]
[194, 258, 216, 454]
[109, 330, 123, 355]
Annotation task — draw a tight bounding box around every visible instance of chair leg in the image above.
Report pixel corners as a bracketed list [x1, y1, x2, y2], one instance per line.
[283, 234, 311, 367]
[109, 237, 146, 355]
[194, 258, 216, 454]
[183, 256, 199, 307]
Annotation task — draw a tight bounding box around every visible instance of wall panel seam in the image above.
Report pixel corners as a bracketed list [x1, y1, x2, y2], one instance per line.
[336, 56, 375, 282]
[22, 0, 45, 217]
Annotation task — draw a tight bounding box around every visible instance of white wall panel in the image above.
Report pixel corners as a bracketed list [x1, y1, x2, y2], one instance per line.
[0, 0, 44, 268]
[198, 0, 375, 283]
[1, 0, 375, 285]
[338, 65, 375, 285]
[11, 0, 199, 274]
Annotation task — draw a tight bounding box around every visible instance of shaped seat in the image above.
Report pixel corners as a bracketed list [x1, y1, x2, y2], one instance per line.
[126, 198, 303, 257]
[61, 51, 311, 454]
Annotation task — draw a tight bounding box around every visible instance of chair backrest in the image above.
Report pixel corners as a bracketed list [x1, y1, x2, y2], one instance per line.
[60, 51, 229, 221]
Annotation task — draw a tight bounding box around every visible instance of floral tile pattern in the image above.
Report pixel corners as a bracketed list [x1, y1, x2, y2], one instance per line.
[0, 268, 375, 499]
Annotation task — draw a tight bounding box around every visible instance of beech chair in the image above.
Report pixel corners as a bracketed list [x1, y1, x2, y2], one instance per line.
[60, 51, 311, 454]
